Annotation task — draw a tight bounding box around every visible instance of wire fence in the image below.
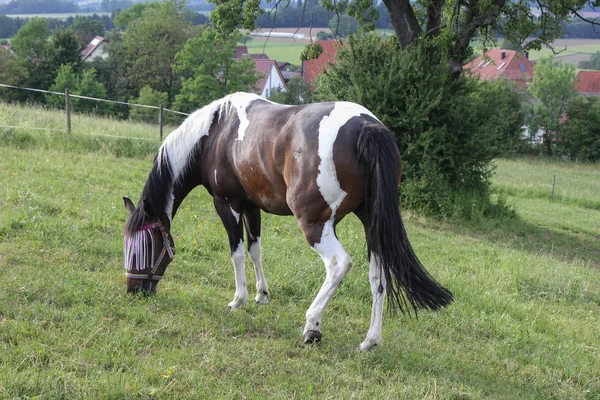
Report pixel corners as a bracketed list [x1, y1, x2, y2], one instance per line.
[0, 83, 190, 141]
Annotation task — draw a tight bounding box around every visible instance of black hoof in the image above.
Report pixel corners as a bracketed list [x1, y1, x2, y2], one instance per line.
[303, 330, 322, 345]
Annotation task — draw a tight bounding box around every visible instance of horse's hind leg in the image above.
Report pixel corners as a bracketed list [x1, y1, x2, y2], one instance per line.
[360, 253, 387, 351]
[300, 219, 352, 344]
[214, 199, 248, 309]
[243, 208, 269, 304]
[355, 209, 387, 351]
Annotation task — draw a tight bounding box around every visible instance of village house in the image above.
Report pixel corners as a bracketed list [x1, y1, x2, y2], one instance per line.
[574, 70, 600, 96]
[80, 36, 108, 62]
[463, 48, 535, 89]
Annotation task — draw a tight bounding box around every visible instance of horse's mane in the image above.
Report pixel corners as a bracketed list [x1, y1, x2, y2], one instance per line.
[124, 154, 174, 236]
[125, 93, 266, 237]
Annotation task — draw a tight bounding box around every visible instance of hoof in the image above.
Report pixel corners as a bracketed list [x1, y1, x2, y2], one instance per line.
[303, 330, 322, 345]
[359, 339, 380, 352]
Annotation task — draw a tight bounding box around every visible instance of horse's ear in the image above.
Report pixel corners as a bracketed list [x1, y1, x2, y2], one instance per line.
[123, 197, 136, 214]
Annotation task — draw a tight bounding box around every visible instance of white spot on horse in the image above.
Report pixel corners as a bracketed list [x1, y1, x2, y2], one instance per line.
[230, 206, 240, 223]
[316, 102, 379, 218]
[214, 169, 218, 186]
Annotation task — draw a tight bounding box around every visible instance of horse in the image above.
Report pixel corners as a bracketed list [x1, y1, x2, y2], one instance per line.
[123, 92, 453, 351]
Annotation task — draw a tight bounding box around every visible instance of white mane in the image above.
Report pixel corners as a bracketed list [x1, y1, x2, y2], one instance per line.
[157, 92, 264, 182]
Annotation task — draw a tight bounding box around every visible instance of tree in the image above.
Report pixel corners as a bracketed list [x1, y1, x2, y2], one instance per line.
[129, 85, 172, 124]
[579, 51, 600, 70]
[122, 0, 189, 97]
[71, 17, 106, 46]
[315, 33, 524, 215]
[46, 64, 78, 108]
[113, 1, 161, 28]
[47, 29, 82, 73]
[528, 56, 577, 156]
[562, 96, 600, 161]
[173, 27, 259, 112]
[0, 50, 29, 103]
[210, 0, 600, 77]
[72, 68, 113, 115]
[0, 15, 19, 39]
[11, 18, 51, 61]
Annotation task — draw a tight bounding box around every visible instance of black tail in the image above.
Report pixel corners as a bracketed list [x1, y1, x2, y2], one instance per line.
[357, 123, 453, 315]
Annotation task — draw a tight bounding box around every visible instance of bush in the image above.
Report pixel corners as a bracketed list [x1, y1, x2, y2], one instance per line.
[315, 33, 524, 216]
[562, 96, 600, 162]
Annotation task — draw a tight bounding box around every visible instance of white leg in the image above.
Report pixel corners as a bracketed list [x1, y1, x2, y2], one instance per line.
[248, 237, 269, 304]
[303, 221, 352, 342]
[360, 252, 387, 351]
[228, 239, 248, 309]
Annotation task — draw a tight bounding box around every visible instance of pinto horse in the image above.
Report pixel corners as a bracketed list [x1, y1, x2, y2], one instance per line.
[123, 92, 452, 351]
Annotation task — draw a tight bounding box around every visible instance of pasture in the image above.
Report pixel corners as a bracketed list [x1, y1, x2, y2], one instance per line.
[1, 104, 600, 398]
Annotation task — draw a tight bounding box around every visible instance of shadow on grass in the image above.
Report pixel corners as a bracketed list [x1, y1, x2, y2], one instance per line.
[422, 207, 600, 269]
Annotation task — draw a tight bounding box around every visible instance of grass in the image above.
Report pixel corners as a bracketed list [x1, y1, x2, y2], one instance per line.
[1, 104, 600, 398]
[245, 37, 307, 66]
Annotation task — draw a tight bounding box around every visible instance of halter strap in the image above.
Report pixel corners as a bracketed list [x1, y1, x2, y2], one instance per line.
[126, 221, 174, 281]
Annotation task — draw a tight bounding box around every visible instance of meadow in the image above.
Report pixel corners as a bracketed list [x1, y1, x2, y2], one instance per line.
[1, 104, 600, 398]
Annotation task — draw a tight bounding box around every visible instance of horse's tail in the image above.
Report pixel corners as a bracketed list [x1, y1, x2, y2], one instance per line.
[356, 123, 453, 314]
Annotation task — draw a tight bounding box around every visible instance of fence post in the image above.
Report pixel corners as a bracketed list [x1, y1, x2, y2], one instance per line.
[64, 87, 71, 134]
[159, 104, 164, 141]
[552, 175, 556, 198]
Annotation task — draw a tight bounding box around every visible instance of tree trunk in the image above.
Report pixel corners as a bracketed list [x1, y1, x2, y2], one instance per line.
[382, 0, 422, 48]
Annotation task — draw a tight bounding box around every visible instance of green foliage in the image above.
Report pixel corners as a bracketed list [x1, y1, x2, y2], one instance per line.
[527, 56, 577, 156]
[578, 51, 600, 70]
[330, 14, 358, 37]
[72, 68, 113, 115]
[0, 50, 29, 102]
[122, 0, 189, 96]
[47, 28, 82, 72]
[315, 33, 524, 216]
[268, 77, 313, 105]
[562, 96, 600, 162]
[11, 17, 51, 60]
[173, 28, 259, 112]
[129, 85, 176, 125]
[300, 42, 323, 61]
[112, 1, 161, 28]
[46, 64, 78, 108]
[70, 17, 105, 46]
[316, 31, 334, 41]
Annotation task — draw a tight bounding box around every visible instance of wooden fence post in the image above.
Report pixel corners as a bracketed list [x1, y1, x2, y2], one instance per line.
[64, 88, 71, 134]
[159, 104, 164, 141]
[552, 175, 556, 198]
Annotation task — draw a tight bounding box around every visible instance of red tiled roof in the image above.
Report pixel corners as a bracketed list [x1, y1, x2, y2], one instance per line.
[463, 48, 534, 89]
[253, 59, 287, 93]
[574, 70, 600, 95]
[302, 40, 340, 87]
[80, 36, 105, 60]
[235, 46, 249, 59]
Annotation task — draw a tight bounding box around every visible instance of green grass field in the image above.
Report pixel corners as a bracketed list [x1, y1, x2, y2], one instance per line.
[1, 104, 600, 398]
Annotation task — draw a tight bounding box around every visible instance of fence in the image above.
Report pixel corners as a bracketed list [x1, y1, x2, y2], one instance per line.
[0, 83, 190, 141]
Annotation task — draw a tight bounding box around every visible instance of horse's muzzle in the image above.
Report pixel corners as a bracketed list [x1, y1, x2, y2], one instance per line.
[126, 278, 158, 295]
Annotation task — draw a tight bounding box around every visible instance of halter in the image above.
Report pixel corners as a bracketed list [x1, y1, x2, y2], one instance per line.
[125, 221, 174, 281]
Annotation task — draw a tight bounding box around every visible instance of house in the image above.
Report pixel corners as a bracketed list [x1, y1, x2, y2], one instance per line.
[463, 48, 534, 89]
[234, 46, 287, 98]
[302, 40, 340, 88]
[574, 70, 600, 96]
[253, 59, 287, 98]
[81, 36, 107, 62]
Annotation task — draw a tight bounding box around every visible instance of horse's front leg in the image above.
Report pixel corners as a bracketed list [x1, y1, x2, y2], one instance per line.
[243, 208, 270, 304]
[300, 219, 352, 344]
[214, 199, 248, 310]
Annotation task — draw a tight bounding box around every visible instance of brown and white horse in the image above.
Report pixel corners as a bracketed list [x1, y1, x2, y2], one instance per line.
[123, 92, 452, 351]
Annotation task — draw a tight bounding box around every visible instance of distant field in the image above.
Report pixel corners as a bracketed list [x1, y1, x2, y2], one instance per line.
[5, 12, 112, 19]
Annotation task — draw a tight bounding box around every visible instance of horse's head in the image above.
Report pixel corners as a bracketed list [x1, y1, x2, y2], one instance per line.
[123, 197, 175, 295]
